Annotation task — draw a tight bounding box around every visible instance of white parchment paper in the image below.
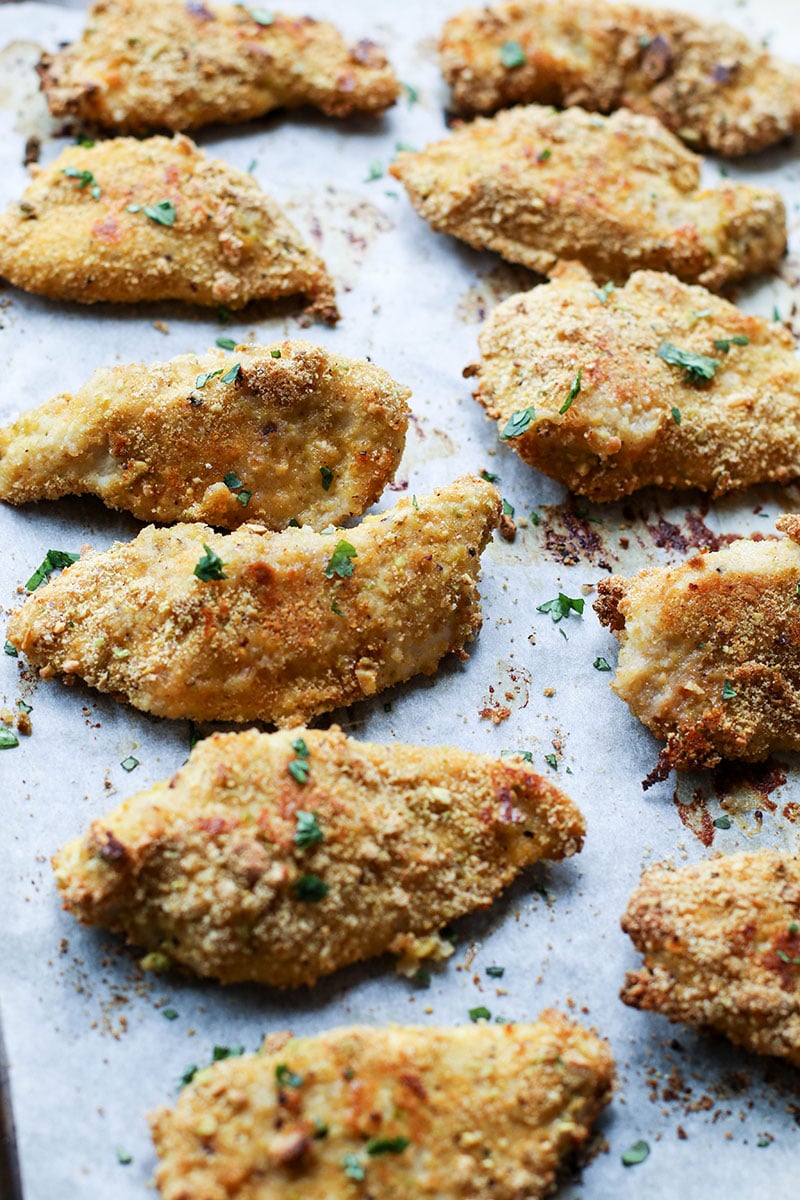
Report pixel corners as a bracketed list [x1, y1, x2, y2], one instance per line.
[1, 1, 799, 1196]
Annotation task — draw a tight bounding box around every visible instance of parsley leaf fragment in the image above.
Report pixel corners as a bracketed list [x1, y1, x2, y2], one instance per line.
[120, 756, 139, 772]
[500, 39, 526, 68]
[116, 1148, 132, 1165]
[275, 1063, 304, 1088]
[500, 407, 535, 439]
[213, 1045, 245, 1061]
[671, 406, 682, 425]
[62, 166, 101, 199]
[293, 873, 329, 901]
[288, 759, 310, 784]
[657, 341, 720, 382]
[722, 679, 737, 700]
[4, 640, 18, 657]
[559, 369, 582, 415]
[713, 335, 749, 353]
[143, 199, 176, 227]
[367, 1137, 410, 1156]
[480, 469, 499, 483]
[594, 281, 615, 304]
[324, 540, 357, 579]
[216, 336, 237, 351]
[622, 1140, 650, 1167]
[245, 6, 274, 23]
[0, 726, 19, 749]
[342, 1154, 366, 1181]
[365, 161, 383, 182]
[295, 810, 324, 847]
[224, 471, 244, 491]
[193, 544, 226, 582]
[221, 362, 241, 384]
[502, 498, 514, 517]
[593, 657, 611, 671]
[713, 816, 731, 829]
[544, 753, 558, 769]
[195, 368, 223, 389]
[320, 465, 334, 491]
[26, 549, 79, 592]
[486, 965, 505, 978]
[537, 593, 585, 622]
[469, 1006, 491, 1022]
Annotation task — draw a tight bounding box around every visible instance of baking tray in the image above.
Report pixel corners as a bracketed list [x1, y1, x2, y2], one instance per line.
[0, 0, 798, 1196]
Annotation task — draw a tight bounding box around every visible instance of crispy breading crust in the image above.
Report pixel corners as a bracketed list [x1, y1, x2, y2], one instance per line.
[440, 0, 800, 157]
[6, 476, 501, 725]
[0, 340, 408, 530]
[0, 135, 337, 318]
[389, 105, 785, 292]
[53, 726, 585, 986]
[621, 852, 800, 1067]
[149, 1013, 615, 1200]
[38, 0, 400, 133]
[470, 263, 800, 501]
[595, 518, 800, 774]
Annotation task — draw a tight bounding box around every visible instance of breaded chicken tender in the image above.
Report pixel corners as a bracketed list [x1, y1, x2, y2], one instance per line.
[38, 0, 400, 134]
[621, 852, 800, 1067]
[150, 1013, 615, 1200]
[7, 476, 500, 725]
[595, 517, 800, 777]
[469, 263, 800, 501]
[0, 135, 337, 318]
[389, 105, 785, 292]
[0, 340, 408, 530]
[53, 726, 585, 986]
[440, 1, 800, 157]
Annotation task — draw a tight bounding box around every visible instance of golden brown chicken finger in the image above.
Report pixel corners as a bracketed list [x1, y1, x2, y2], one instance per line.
[53, 726, 585, 987]
[0, 340, 408, 530]
[469, 263, 800, 501]
[39, 0, 400, 134]
[150, 1014, 615, 1200]
[621, 852, 800, 1067]
[0, 135, 337, 318]
[595, 518, 800, 778]
[440, 0, 800, 157]
[6, 476, 500, 725]
[389, 105, 785, 292]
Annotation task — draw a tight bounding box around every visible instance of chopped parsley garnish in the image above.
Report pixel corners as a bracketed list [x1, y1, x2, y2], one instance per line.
[275, 1063, 304, 1088]
[270, 348, 282, 358]
[320, 465, 334, 491]
[143, 199, 177, 227]
[713, 335, 749, 353]
[657, 341, 720, 382]
[713, 816, 731, 830]
[162, 1007, 179, 1020]
[412, 494, 419, 510]
[500, 39, 526, 68]
[324, 540, 357, 579]
[180, 1064, 199, 1088]
[469, 1006, 491, 1022]
[365, 161, 383, 182]
[331, 599, 344, 616]
[120, 756, 140, 772]
[594, 281, 615, 304]
[529, 510, 540, 525]
[195, 368, 223, 389]
[62, 166, 101, 199]
[500, 407, 535, 439]
[26, 549, 79, 591]
[194, 544, 226, 582]
[215, 336, 237, 351]
[288, 759, 310, 784]
[622, 1139, 650, 1166]
[295, 810, 324, 847]
[671, 406, 682, 425]
[395, 141, 418, 155]
[293, 873, 329, 901]
[17, 700, 32, 714]
[342, 1154, 366, 1181]
[224, 471, 244, 491]
[221, 362, 241, 384]
[367, 1137, 410, 1156]
[480, 469, 499, 483]
[773, 306, 782, 322]
[313, 1119, 329, 1139]
[213, 1045, 245, 1061]
[501, 498, 515, 517]
[412, 967, 431, 987]
[536, 147, 552, 163]
[559, 369, 582, 415]
[115, 1148, 132, 1165]
[537, 593, 585, 622]
[4, 640, 17, 657]
[0, 726, 19, 750]
[402, 81, 419, 105]
[790, 922, 799, 935]
[500, 749, 533, 762]
[544, 753, 558, 770]
[245, 6, 274, 23]
[593, 657, 611, 671]
[292, 736, 309, 758]
[486, 966, 505, 978]
[722, 679, 737, 700]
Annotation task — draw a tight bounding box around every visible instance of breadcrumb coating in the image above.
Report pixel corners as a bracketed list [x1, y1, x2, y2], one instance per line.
[53, 726, 585, 986]
[6, 476, 501, 725]
[150, 1014, 615, 1199]
[440, 0, 800, 156]
[0, 135, 337, 318]
[469, 262, 800, 501]
[622, 851, 800, 1067]
[595, 517, 800, 774]
[0, 340, 409, 529]
[389, 105, 785, 292]
[38, 0, 400, 133]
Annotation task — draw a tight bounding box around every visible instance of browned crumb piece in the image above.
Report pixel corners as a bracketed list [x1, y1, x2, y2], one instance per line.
[38, 0, 400, 134]
[53, 726, 585, 986]
[440, 0, 800, 156]
[0, 135, 337, 318]
[6, 476, 500, 725]
[471, 262, 800, 501]
[595, 517, 800, 773]
[621, 851, 800, 1067]
[389, 105, 785, 292]
[0, 340, 409, 530]
[150, 1014, 615, 1199]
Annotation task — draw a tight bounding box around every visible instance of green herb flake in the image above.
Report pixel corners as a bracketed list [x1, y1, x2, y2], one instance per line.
[412, 967, 431, 987]
[789, 922, 799, 935]
[291, 737, 310, 758]
[773, 306, 782, 322]
[469, 1005, 491, 1022]
[486, 966, 505, 978]
[224, 471, 244, 491]
[143, 199, 177, 227]
[412, 494, 419, 510]
[193, 544, 226, 582]
[26, 548, 80, 591]
[776, 949, 800, 964]
[529, 510, 540, 525]
[656, 341, 720, 382]
[0, 726, 19, 750]
[713, 816, 732, 830]
[320, 465, 334, 491]
[270, 348, 282, 358]
[116, 1148, 133, 1165]
[77, 137, 95, 148]
[500, 39, 526, 68]
[500, 749, 533, 762]
[313, 1119, 329, 1139]
[275, 1063, 304, 1088]
[544, 753, 558, 770]
[713, 335, 750, 353]
[480, 469, 499, 483]
[366, 1136, 410, 1156]
[331, 599, 344, 616]
[246, 6, 274, 24]
[621, 1139, 650, 1167]
[120, 756, 140, 772]
[594, 281, 615, 304]
[500, 406, 535, 439]
[4, 640, 18, 657]
[17, 700, 32, 715]
[293, 873, 329, 902]
[295, 810, 324, 848]
[213, 1045, 245, 1062]
[671, 406, 682, 425]
[722, 679, 737, 700]
[537, 593, 585, 623]
[401, 81, 419, 105]
[288, 758, 310, 784]
[501, 498, 515, 517]
[536, 147, 552, 163]
[365, 161, 383, 182]
[342, 1153, 366, 1181]
[324, 540, 357, 579]
[62, 167, 100, 198]
[593, 657, 611, 671]
[216, 336, 237, 351]
[195, 368, 223, 389]
[559, 368, 582, 415]
[162, 1007, 179, 1020]
[237, 489, 252, 507]
[221, 362, 241, 384]
[180, 1064, 199, 1088]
